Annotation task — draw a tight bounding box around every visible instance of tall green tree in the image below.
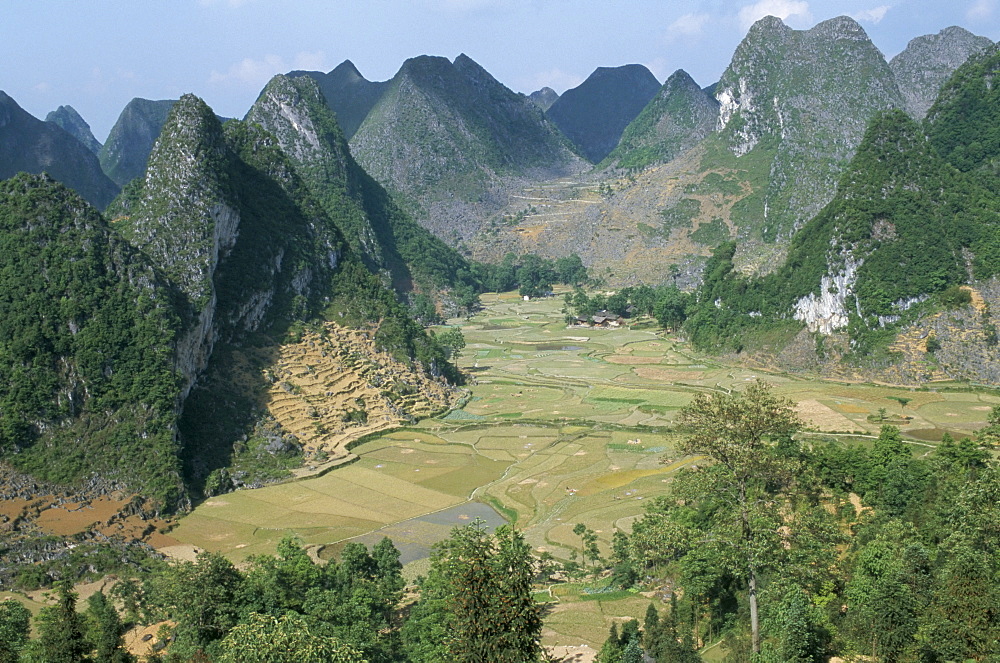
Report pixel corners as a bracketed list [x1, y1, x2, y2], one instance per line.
[0, 599, 31, 663]
[30, 581, 91, 663]
[673, 379, 800, 655]
[404, 521, 543, 663]
[86, 592, 134, 663]
[144, 551, 243, 658]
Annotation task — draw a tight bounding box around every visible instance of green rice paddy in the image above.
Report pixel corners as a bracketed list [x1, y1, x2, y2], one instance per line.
[170, 290, 1000, 649]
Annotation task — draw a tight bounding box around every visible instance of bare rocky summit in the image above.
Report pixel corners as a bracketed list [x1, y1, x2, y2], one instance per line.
[889, 26, 994, 119]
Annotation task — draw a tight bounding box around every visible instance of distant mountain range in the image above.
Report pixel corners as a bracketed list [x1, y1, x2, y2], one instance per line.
[45, 105, 102, 154]
[0, 91, 118, 209]
[347, 53, 583, 241]
[546, 64, 662, 163]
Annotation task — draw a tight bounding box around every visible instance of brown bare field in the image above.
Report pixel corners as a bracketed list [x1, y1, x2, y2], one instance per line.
[794, 399, 862, 432]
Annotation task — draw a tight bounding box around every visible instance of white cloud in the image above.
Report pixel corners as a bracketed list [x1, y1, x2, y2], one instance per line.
[666, 12, 711, 41]
[515, 68, 585, 95]
[209, 51, 328, 89]
[853, 5, 891, 23]
[967, 0, 996, 19]
[738, 0, 813, 31]
[32, 82, 51, 93]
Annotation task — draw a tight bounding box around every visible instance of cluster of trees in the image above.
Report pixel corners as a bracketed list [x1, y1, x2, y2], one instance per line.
[618, 380, 1000, 662]
[469, 253, 588, 299]
[564, 284, 691, 330]
[7, 380, 1000, 662]
[0, 525, 543, 663]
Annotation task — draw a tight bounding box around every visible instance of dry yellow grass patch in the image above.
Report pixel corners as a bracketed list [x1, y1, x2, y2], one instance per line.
[263, 322, 459, 465]
[604, 354, 663, 365]
[633, 367, 706, 381]
[794, 400, 861, 432]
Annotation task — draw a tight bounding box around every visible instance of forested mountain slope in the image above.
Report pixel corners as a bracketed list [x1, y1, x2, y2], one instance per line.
[0, 174, 184, 506]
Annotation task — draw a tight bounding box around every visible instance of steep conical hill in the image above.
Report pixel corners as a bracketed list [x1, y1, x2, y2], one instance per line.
[604, 69, 719, 171]
[288, 60, 390, 140]
[890, 26, 994, 120]
[0, 91, 119, 209]
[712, 15, 904, 241]
[246, 74, 475, 294]
[350, 53, 583, 241]
[0, 173, 184, 508]
[546, 64, 662, 163]
[45, 104, 102, 154]
[99, 98, 176, 187]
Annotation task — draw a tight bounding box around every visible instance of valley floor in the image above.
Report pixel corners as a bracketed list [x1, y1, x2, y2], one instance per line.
[164, 291, 999, 651]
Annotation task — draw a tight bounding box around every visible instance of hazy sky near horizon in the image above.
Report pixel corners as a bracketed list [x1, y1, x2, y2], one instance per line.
[4, 0, 998, 141]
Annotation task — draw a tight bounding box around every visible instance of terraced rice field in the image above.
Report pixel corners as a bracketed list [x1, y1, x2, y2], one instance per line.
[169, 291, 1000, 649]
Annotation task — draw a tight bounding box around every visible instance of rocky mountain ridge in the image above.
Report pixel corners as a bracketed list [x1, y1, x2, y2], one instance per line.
[99, 98, 177, 188]
[603, 69, 719, 171]
[349, 53, 585, 242]
[889, 26, 994, 119]
[45, 104, 102, 154]
[0, 91, 119, 209]
[546, 64, 662, 163]
[289, 60, 391, 140]
[245, 74, 474, 295]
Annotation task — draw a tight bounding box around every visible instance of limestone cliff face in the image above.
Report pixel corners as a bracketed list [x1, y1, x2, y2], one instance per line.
[714, 15, 903, 240]
[112, 95, 345, 398]
[112, 95, 238, 395]
[793, 255, 861, 334]
[890, 26, 993, 120]
[245, 74, 384, 267]
[247, 73, 475, 295]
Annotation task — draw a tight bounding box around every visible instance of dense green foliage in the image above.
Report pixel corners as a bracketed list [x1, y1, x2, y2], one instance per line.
[565, 284, 692, 330]
[0, 175, 183, 506]
[470, 252, 588, 298]
[621, 383, 1000, 662]
[402, 523, 543, 663]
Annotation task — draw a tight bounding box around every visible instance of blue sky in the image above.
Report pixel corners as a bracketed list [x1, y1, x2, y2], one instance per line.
[3, 0, 997, 142]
